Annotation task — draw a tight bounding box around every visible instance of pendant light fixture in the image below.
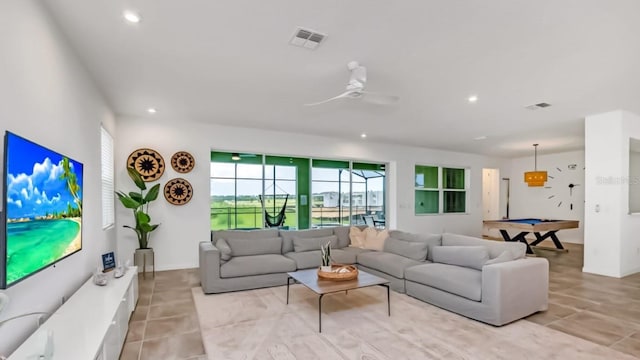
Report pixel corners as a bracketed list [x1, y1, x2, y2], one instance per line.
[524, 144, 547, 187]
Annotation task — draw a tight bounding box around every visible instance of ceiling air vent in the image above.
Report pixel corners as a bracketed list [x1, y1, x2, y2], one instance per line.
[290, 27, 326, 50]
[525, 102, 552, 111]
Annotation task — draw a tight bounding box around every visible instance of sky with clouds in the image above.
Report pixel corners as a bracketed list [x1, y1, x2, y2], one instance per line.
[5, 133, 83, 220]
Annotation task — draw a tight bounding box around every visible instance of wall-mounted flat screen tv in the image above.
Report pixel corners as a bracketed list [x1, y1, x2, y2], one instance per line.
[1, 131, 83, 288]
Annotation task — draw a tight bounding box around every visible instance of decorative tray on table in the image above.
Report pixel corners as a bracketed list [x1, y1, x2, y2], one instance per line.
[317, 264, 359, 281]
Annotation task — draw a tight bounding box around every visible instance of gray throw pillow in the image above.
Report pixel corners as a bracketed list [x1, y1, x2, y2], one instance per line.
[383, 237, 429, 261]
[432, 246, 489, 270]
[485, 250, 515, 265]
[293, 235, 338, 252]
[216, 238, 232, 263]
[225, 237, 282, 256]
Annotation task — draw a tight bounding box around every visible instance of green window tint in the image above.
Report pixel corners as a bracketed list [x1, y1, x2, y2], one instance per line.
[415, 190, 439, 214]
[444, 191, 466, 213]
[443, 168, 465, 189]
[210, 151, 263, 164]
[312, 159, 350, 169]
[415, 165, 438, 188]
[415, 165, 468, 214]
[353, 162, 385, 171]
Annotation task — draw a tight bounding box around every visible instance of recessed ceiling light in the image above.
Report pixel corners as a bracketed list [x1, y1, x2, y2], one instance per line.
[147, 108, 157, 114]
[361, 133, 367, 138]
[474, 135, 487, 141]
[468, 95, 478, 103]
[123, 10, 141, 24]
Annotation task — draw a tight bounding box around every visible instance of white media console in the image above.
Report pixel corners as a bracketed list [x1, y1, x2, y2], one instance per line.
[8, 267, 138, 360]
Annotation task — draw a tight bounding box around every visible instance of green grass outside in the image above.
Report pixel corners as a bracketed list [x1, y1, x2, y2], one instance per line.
[211, 198, 298, 230]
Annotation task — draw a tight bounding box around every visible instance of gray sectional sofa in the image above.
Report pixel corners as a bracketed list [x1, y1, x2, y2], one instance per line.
[199, 226, 548, 326]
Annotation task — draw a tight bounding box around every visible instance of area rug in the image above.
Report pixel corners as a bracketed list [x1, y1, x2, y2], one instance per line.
[192, 285, 634, 360]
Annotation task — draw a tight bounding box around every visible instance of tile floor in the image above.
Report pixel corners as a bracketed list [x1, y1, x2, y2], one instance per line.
[120, 269, 206, 360]
[120, 242, 640, 359]
[524, 241, 640, 358]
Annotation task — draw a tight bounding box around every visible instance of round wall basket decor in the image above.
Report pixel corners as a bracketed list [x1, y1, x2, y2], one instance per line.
[170, 151, 195, 173]
[164, 178, 193, 205]
[127, 148, 165, 182]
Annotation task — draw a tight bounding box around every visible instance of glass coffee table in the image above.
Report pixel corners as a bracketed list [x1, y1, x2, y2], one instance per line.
[286, 268, 391, 332]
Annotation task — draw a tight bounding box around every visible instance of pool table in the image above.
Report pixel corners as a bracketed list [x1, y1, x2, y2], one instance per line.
[483, 218, 579, 254]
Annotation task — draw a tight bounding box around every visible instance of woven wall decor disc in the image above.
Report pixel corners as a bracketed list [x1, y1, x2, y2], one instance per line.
[171, 151, 195, 173]
[127, 148, 165, 182]
[164, 178, 193, 205]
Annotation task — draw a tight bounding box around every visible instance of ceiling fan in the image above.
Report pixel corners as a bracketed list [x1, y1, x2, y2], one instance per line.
[305, 61, 400, 106]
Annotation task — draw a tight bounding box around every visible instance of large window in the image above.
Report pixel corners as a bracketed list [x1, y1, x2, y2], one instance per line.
[311, 160, 385, 228]
[210, 151, 386, 230]
[264, 163, 297, 229]
[210, 160, 264, 230]
[415, 165, 468, 214]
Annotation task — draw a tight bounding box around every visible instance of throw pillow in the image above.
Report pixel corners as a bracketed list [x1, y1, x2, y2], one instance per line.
[485, 250, 515, 265]
[216, 238, 232, 263]
[383, 237, 429, 261]
[293, 235, 338, 252]
[432, 246, 490, 270]
[349, 226, 367, 248]
[362, 228, 389, 251]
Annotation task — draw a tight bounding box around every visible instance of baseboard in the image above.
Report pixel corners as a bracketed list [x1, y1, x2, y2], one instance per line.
[620, 265, 640, 277]
[582, 266, 622, 278]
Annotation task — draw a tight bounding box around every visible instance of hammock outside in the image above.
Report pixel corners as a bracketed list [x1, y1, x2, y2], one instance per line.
[259, 194, 289, 228]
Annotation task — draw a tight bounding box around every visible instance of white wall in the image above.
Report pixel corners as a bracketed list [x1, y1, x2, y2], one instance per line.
[0, 1, 115, 355]
[584, 110, 640, 278]
[502, 150, 585, 244]
[115, 117, 508, 271]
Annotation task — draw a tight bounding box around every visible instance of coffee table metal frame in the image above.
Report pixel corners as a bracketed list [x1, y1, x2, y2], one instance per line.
[286, 268, 390, 332]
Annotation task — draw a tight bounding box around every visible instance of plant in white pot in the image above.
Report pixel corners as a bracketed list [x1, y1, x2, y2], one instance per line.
[320, 241, 332, 272]
[116, 167, 160, 270]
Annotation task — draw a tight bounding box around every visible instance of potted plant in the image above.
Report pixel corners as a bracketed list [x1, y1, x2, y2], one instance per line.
[116, 167, 160, 270]
[320, 241, 332, 272]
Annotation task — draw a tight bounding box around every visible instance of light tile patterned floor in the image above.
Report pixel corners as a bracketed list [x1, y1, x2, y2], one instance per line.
[120, 269, 206, 360]
[121, 242, 640, 359]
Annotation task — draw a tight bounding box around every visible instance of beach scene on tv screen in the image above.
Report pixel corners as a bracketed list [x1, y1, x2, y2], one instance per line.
[5, 133, 83, 286]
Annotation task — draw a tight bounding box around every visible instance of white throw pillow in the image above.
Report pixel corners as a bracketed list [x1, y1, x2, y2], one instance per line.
[349, 226, 367, 248]
[362, 228, 389, 251]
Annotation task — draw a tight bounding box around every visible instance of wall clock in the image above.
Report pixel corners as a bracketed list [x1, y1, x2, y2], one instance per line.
[544, 164, 583, 210]
[127, 148, 165, 182]
[164, 178, 193, 205]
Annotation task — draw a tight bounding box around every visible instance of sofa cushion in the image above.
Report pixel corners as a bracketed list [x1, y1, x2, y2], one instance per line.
[338, 246, 374, 257]
[212, 228, 279, 242]
[383, 237, 429, 261]
[225, 237, 282, 257]
[363, 228, 389, 251]
[215, 238, 232, 263]
[220, 254, 296, 278]
[442, 233, 526, 260]
[485, 250, 515, 265]
[284, 249, 357, 269]
[293, 235, 338, 252]
[332, 226, 352, 248]
[432, 246, 489, 270]
[387, 231, 442, 261]
[349, 226, 367, 248]
[357, 251, 422, 278]
[405, 263, 482, 302]
[281, 228, 335, 253]
[350, 227, 389, 250]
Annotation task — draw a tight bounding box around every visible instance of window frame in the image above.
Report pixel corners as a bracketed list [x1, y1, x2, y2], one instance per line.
[101, 126, 115, 229]
[415, 164, 469, 215]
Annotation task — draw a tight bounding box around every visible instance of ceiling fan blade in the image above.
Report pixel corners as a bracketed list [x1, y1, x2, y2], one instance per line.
[360, 91, 400, 105]
[304, 90, 355, 106]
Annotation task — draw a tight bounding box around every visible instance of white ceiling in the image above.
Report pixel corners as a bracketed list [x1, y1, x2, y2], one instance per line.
[44, 0, 640, 158]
